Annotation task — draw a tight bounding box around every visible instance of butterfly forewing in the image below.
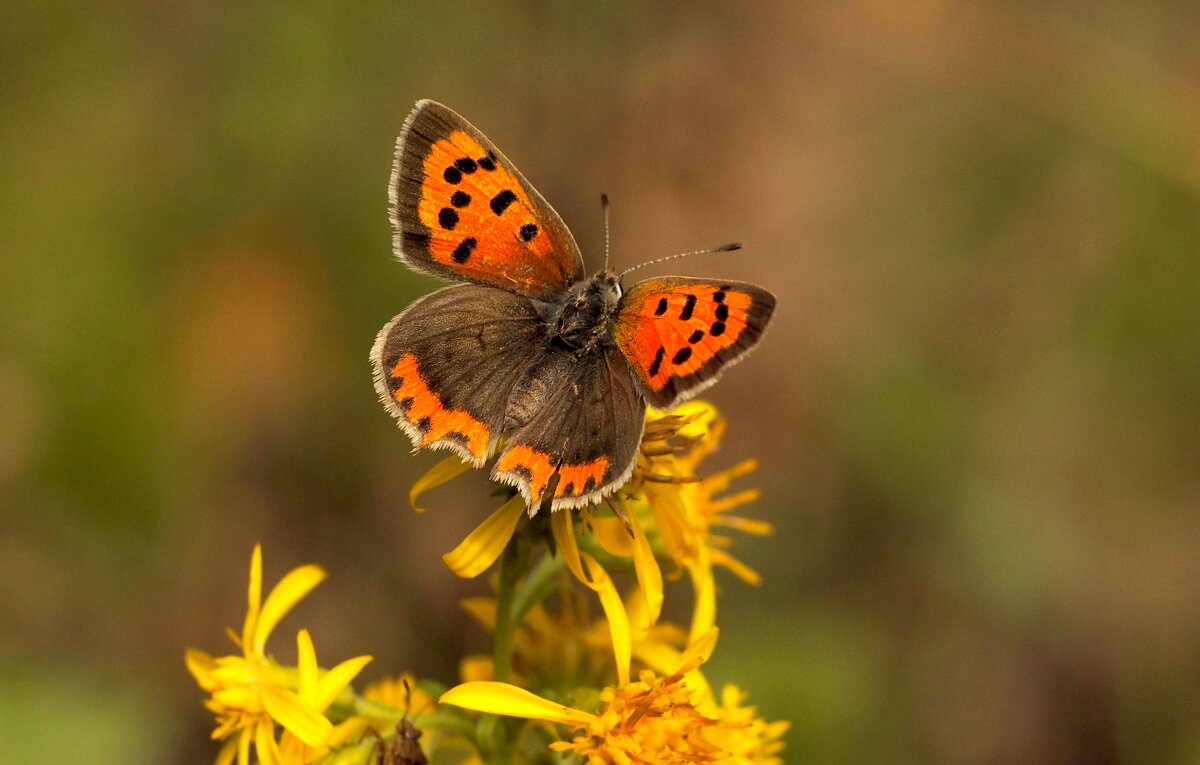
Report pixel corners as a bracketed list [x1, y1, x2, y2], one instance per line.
[391, 100, 585, 300]
[615, 277, 776, 409]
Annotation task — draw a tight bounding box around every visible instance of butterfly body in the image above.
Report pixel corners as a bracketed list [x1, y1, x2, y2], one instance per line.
[542, 271, 622, 354]
[373, 100, 775, 513]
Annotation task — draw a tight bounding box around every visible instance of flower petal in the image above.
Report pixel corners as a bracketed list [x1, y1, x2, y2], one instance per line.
[442, 496, 525, 578]
[296, 629, 318, 702]
[277, 730, 313, 765]
[701, 458, 756, 496]
[410, 454, 472, 512]
[237, 728, 251, 765]
[632, 639, 683, 677]
[440, 682, 593, 726]
[253, 564, 327, 655]
[460, 655, 494, 682]
[461, 596, 497, 631]
[184, 648, 216, 688]
[261, 685, 333, 747]
[682, 626, 720, 668]
[712, 509, 772, 535]
[550, 507, 596, 589]
[241, 544, 263, 651]
[709, 547, 762, 586]
[687, 551, 717, 644]
[627, 508, 663, 627]
[254, 717, 282, 765]
[313, 654, 373, 712]
[591, 517, 634, 557]
[215, 736, 238, 765]
[646, 484, 698, 563]
[584, 554, 632, 687]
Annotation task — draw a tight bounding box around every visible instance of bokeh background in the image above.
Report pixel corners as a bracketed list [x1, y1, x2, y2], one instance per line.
[4, 2, 1200, 763]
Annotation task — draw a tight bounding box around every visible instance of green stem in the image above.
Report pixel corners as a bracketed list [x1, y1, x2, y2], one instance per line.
[482, 531, 532, 765]
[509, 551, 565, 629]
[492, 534, 528, 683]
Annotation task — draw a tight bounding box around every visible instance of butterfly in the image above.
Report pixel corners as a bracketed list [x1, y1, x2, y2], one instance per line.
[371, 100, 775, 513]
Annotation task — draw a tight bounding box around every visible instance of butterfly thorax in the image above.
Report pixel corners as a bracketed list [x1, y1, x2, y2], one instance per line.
[548, 271, 622, 353]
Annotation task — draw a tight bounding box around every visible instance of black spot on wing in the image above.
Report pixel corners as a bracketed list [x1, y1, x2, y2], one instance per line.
[688, 329, 705, 344]
[450, 190, 470, 208]
[438, 207, 459, 230]
[490, 189, 518, 216]
[451, 237, 477, 263]
[715, 304, 729, 321]
[654, 297, 668, 316]
[679, 294, 697, 321]
[442, 431, 470, 447]
[443, 166, 462, 185]
[454, 157, 477, 174]
[519, 223, 538, 242]
[672, 347, 692, 365]
[710, 321, 726, 336]
[648, 347, 665, 377]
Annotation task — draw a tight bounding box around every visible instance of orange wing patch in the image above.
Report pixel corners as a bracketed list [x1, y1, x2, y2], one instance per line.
[417, 131, 565, 292]
[615, 278, 775, 409]
[619, 284, 750, 390]
[494, 446, 609, 506]
[494, 445, 555, 503]
[389, 353, 490, 460]
[555, 458, 608, 498]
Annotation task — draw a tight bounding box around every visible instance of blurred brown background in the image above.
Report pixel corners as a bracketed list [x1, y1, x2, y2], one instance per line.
[3, 2, 1200, 763]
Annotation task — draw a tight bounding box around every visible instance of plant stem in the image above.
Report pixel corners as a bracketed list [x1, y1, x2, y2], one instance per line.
[492, 533, 528, 683]
[483, 531, 532, 765]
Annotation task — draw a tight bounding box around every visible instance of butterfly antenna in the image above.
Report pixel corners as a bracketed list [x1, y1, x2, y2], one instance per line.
[618, 242, 742, 279]
[601, 193, 612, 272]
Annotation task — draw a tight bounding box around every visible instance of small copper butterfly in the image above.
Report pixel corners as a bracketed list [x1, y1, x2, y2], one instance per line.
[372, 100, 776, 512]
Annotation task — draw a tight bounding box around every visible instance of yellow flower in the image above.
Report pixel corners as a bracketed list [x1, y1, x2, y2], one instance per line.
[624, 628, 790, 765]
[460, 574, 690, 698]
[440, 630, 733, 764]
[698, 685, 790, 765]
[621, 401, 771, 642]
[186, 545, 372, 765]
[410, 401, 770, 655]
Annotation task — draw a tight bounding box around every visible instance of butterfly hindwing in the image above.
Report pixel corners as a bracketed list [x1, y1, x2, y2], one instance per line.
[391, 100, 585, 300]
[614, 277, 776, 409]
[492, 346, 646, 511]
[371, 284, 547, 465]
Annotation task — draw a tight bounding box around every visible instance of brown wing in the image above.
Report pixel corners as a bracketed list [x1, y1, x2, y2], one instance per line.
[391, 100, 585, 300]
[492, 346, 646, 513]
[614, 277, 776, 409]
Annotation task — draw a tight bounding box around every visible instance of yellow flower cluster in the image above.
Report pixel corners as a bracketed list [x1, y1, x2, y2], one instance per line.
[185, 546, 372, 765]
[188, 402, 787, 764]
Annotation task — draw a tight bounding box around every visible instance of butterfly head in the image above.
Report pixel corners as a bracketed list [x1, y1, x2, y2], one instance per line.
[550, 271, 623, 352]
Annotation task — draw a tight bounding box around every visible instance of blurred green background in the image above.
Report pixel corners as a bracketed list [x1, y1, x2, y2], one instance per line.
[3, 1, 1200, 763]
